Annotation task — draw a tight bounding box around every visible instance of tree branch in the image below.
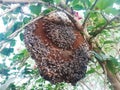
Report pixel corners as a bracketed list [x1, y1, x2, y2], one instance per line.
[101, 12, 109, 23]
[82, 0, 98, 27]
[90, 13, 120, 39]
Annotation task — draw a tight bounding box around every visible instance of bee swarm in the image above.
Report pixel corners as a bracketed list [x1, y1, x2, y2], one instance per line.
[24, 11, 89, 85]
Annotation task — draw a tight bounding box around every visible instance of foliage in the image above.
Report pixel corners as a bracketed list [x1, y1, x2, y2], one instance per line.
[0, 0, 120, 90]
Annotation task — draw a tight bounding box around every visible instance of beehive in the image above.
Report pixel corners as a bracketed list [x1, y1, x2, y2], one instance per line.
[24, 11, 89, 85]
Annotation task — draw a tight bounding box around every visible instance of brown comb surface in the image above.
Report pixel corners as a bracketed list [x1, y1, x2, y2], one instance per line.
[24, 11, 89, 85]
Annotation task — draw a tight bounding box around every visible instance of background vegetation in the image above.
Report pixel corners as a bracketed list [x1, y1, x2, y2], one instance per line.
[0, 0, 120, 90]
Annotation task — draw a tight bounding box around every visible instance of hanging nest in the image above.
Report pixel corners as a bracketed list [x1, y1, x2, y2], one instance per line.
[24, 11, 90, 85]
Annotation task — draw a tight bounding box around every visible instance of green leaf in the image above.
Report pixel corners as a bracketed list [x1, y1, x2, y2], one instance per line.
[42, 0, 54, 3]
[0, 48, 14, 56]
[12, 53, 24, 61]
[104, 7, 120, 15]
[54, 0, 61, 4]
[23, 17, 31, 24]
[72, 0, 79, 6]
[42, 8, 54, 15]
[2, 16, 9, 25]
[1, 5, 7, 10]
[29, 4, 42, 16]
[12, 49, 28, 61]
[36, 78, 45, 83]
[106, 56, 120, 74]
[104, 40, 115, 44]
[10, 22, 23, 33]
[72, 4, 84, 10]
[0, 68, 9, 76]
[93, 52, 103, 61]
[23, 67, 32, 74]
[87, 68, 95, 74]
[0, 33, 6, 41]
[8, 83, 16, 90]
[96, 0, 115, 10]
[10, 39, 16, 47]
[13, 7, 21, 14]
[115, 0, 120, 4]
[81, 0, 91, 7]
[87, 26, 95, 31]
[20, 33, 24, 41]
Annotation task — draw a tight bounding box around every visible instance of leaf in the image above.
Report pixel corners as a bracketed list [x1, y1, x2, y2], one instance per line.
[93, 51, 103, 61]
[13, 7, 21, 14]
[72, 0, 79, 6]
[0, 33, 6, 41]
[104, 7, 120, 15]
[42, 8, 54, 15]
[12, 53, 24, 61]
[8, 84, 16, 90]
[54, 0, 61, 4]
[36, 78, 45, 83]
[1, 5, 7, 10]
[87, 68, 95, 74]
[2, 16, 9, 25]
[42, 0, 54, 3]
[100, 53, 109, 60]
[12, 49, 28, 61]
[10, 22, 23, 33]
[23, 17, 31, 24]
[10, 39, 16, 47]
[81, 0, 91, 7]
[23, 67, 32, 74]
[29, 4, 42, 16]
[0, 68, 9, 76]
[0, 48, 14, 56]
[72, 4, 84, 10]
[115, 0, 120, 4]
[20, 33, 24, 41]
[106, 56, 120, 74]
[87, 26, 95, 31]
[96, 0, 115, 10]
[104, 40, 115, 44]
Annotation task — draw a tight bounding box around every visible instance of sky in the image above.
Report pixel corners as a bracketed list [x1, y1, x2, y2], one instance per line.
[0, 18, 6, 33]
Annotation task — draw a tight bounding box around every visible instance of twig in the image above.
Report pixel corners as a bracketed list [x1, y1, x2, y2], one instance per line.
[90, 13, 120, 38]
[82, 0, 98, 27]
[101, 12, 109, 23]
